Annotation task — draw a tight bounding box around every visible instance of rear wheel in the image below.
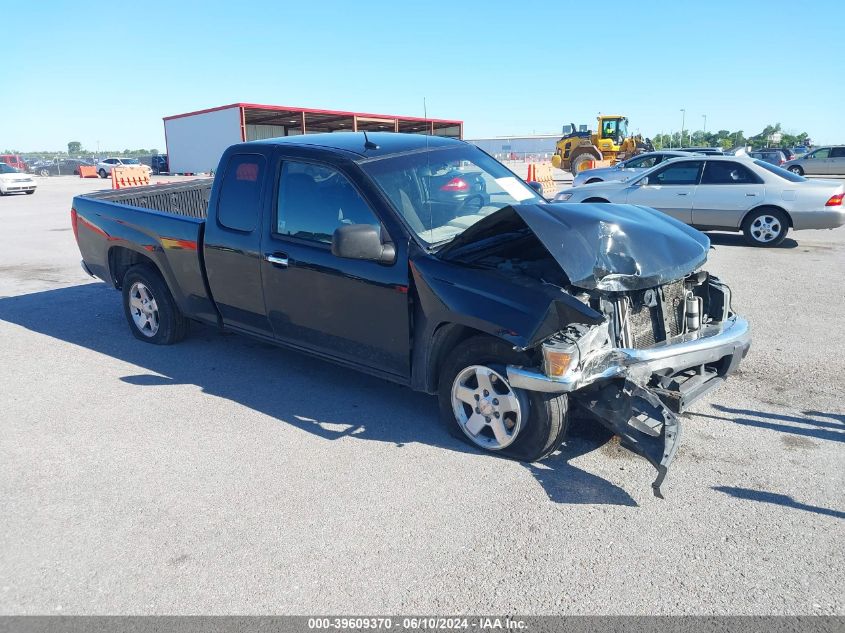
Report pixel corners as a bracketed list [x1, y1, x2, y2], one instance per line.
[438, 336, 568, 462]
[39, 168, 50, 177]
[98, 168, 108, 178]
[122, 264, 188, 344]
[742, 208, 789, 247]
[788, 165, 804, 175]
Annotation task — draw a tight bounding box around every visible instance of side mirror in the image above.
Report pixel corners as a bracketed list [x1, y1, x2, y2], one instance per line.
[527, 181, 544, 195]
[332, 224, 395, 264]
[638, 176, 649, 186]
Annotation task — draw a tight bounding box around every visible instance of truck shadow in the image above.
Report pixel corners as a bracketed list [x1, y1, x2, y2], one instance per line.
[0, 283, 637, 507]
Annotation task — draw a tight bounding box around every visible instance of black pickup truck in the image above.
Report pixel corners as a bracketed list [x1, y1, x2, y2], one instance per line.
[73, 133, 751, 495]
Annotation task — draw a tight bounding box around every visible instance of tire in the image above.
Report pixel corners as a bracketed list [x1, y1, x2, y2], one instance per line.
[437, 336, 568, 462]
[98, 169, 108, 179]
[582, 197, 609, 203]
[121, 264, 188, 344]
[570, 153, 597, 175]
[788, 166, 804, 175]
[39, 169, 50, 177]
[741, 207, 789, 247]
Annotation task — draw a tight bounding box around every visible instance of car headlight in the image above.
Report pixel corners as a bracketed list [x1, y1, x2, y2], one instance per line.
[541, 338, 577, 378]
[555, 192, 573, 201]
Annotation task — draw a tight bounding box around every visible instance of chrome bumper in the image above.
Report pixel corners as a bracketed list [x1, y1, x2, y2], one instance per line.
[507, 316, 751, 394]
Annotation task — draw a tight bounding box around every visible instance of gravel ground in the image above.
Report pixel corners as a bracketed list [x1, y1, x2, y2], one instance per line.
[0, 175, 843, 615]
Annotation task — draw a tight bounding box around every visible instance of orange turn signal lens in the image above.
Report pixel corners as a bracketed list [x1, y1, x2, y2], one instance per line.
[543, 350, 573, 377]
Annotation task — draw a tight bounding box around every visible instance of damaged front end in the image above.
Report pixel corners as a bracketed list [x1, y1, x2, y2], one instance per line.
[436, 203, 751, 496]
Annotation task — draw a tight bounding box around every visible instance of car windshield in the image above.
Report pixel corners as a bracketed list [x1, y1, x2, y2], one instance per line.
[753, 159, 807, 182]
[0, 164, 19, 173]
[361, 146, 543, 247]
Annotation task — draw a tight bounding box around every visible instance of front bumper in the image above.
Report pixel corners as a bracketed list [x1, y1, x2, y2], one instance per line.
[507, 316, 751, 397]
[0, 181, 37, 193]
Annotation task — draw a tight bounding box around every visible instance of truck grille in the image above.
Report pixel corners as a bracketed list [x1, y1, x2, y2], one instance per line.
[625, 281, 686, 348]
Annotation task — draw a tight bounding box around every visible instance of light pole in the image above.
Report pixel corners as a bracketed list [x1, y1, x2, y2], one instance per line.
[680, 109, 686, 148]
[702, 114, 707, 134]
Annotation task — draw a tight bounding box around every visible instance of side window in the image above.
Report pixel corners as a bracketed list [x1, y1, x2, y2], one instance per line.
[810, 148, 830, 159]
[830, 147, 845, 158]
[216, 153, 265, 232]
[701, 161, 761, 185]
[276, 161, 380, 244]
[650, 161, 702, 185]
[627, 155, 657, 169]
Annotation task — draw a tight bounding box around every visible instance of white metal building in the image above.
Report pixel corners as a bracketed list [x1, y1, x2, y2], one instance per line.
[163, 103, 463, 174]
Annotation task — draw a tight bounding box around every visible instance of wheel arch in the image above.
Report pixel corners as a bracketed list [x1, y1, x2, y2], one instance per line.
[414, 322, 527, 394]
[582, 197, 610, 203]
[108, 245, 160, 289]
[742, 204, 793, 228]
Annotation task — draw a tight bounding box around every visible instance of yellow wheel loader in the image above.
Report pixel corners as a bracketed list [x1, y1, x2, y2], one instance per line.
[551, 115, 654, 175]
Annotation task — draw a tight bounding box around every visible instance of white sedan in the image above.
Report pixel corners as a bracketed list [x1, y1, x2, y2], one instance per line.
[0, 164, 37, 195]
[554, 156, 845, 246]
[96, 157, 152, 179]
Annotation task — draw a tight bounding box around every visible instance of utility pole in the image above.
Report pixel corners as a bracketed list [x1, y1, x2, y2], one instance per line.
[702, 114, 707, 134]
[680, 109, 686, 148]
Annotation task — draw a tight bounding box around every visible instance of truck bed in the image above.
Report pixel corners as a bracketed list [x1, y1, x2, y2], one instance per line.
[80, 178, 213, 219]
[73, 179, 217, 324]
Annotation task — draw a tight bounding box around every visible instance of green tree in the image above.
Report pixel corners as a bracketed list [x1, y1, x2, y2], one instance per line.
[68, 141, 82, 154]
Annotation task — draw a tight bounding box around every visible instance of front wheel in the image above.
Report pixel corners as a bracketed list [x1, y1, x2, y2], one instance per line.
[98, 169, 108, 178]
[742, 208, 789, 247]
[438, 336, 568, 462]
[788, 166, 804, 175]
[39, 169, 50, 177]
[122, 264, 188, 344]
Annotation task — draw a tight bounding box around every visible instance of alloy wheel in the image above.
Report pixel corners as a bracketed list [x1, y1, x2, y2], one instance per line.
[451, 365, 522, 450]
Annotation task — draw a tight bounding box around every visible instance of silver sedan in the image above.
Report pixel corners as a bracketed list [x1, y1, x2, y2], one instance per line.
[572, 150, 695, 186]
[554, 156, 845, 246]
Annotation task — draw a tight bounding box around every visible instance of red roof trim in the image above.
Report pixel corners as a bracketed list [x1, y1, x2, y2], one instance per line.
[163, 103, 461, 125]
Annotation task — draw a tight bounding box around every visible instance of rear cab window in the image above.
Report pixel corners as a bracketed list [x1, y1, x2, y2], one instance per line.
[217, 153, 266, 232]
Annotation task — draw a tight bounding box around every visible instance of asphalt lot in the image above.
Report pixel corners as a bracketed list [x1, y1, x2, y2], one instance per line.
[1, 175, 843, 615]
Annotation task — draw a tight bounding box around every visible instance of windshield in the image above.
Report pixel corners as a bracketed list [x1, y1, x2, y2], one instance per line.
[753, 159, 807, 182]
[0, 164, 19, 174]
[361, 146, 543, 246]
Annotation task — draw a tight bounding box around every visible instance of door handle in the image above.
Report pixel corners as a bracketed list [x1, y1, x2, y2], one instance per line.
[265, 254, 289, 267]
[746, 193, 757, 197]
[676, 192, 689, 196]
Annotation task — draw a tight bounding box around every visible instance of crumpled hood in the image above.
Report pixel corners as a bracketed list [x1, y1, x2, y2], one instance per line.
[440, 203, 710, 292]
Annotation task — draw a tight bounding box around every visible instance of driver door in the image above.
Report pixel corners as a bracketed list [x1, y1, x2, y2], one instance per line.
[260, 156, 411, 379]
[625, 160, 704, 224]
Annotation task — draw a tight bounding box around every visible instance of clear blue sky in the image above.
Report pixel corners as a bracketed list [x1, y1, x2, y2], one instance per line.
[3, 0, 843, 151]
